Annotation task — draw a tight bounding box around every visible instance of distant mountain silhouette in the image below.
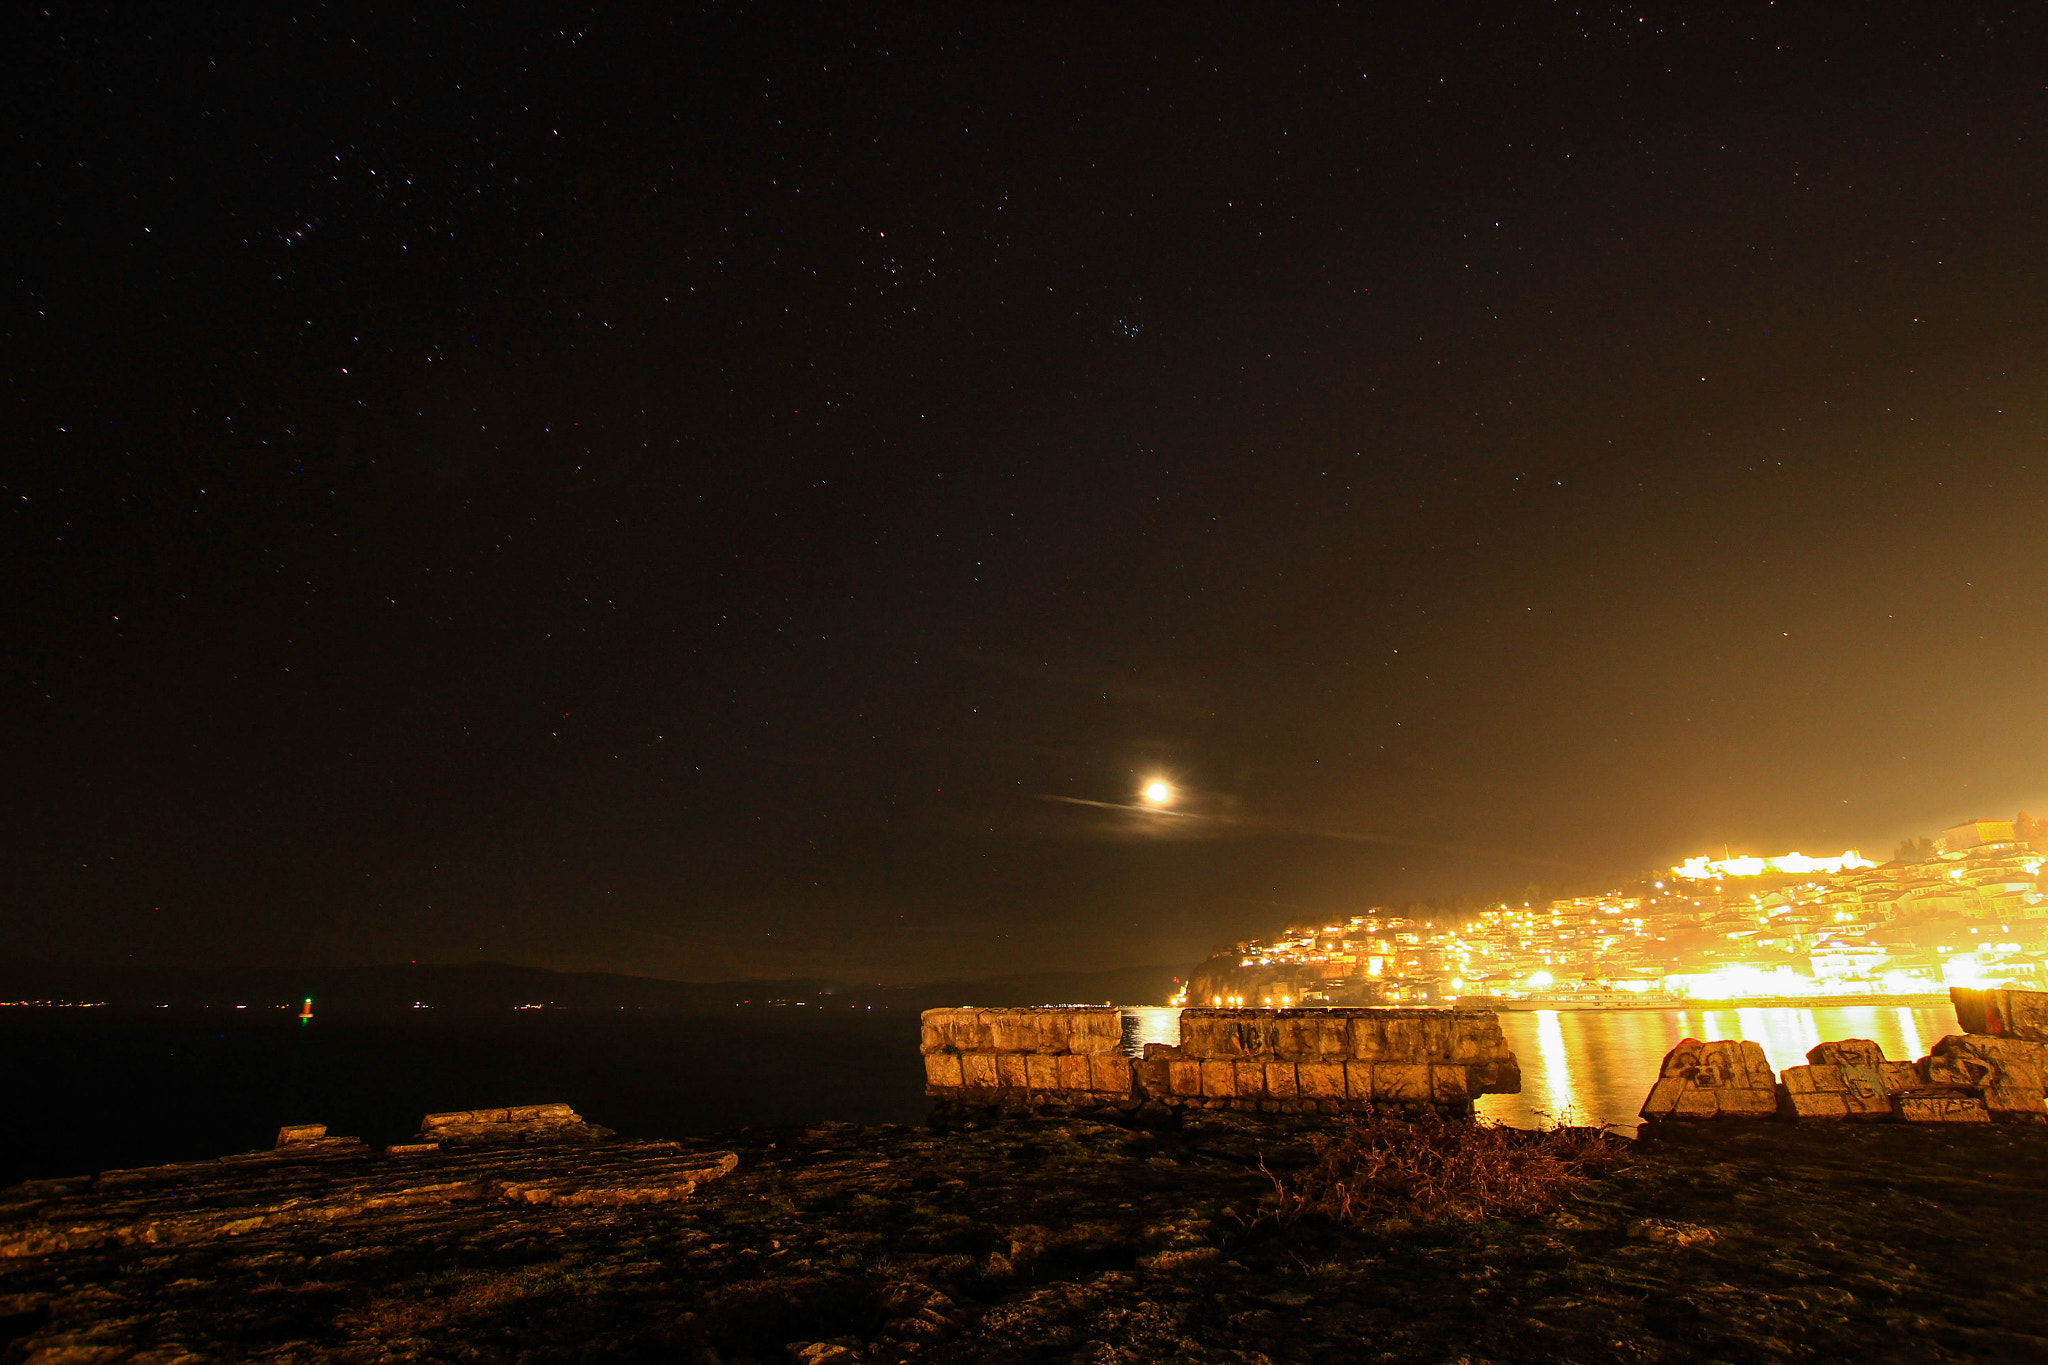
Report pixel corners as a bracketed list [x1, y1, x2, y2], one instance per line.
[1, 960, 1184, 1015]
[833, 966, 1183, 1011]
[0, 961, 835, 1015]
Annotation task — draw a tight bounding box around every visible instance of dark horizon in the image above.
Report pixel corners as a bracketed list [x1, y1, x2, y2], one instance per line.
[10, 4, 2048, 983]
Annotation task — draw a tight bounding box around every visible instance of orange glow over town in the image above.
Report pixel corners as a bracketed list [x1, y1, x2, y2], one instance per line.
[1183, 814, 2048, 1009]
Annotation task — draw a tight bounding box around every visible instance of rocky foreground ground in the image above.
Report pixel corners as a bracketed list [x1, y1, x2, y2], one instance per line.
[5, 1113, 2048, 1365]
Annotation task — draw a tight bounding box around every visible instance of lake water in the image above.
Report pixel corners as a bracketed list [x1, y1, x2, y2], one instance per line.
[0, 1002, 1964, 1186]
[1478, 1003, 1956, 1130]
[1120, 1003, 1958, 1131]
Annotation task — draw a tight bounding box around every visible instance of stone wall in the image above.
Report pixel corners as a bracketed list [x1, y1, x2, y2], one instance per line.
[920, 1006, 1520, 1121]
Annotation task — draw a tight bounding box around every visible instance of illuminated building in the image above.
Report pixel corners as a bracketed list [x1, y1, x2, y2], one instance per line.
[1188, 812, 2048, 1006]
[1672, 850, 1874, 879]
[1942, 818, 2017, 852]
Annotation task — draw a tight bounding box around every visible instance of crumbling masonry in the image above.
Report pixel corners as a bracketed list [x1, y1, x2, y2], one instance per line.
[920, 1006, 1521, 1122]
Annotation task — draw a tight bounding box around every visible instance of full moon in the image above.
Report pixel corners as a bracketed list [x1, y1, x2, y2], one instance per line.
[1142, 780, 1173, 806]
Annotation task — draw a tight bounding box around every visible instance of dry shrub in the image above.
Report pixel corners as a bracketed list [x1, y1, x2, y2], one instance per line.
[1259, 1111, 1629, 1229]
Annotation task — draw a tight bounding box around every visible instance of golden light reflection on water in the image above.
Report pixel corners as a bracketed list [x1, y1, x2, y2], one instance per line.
[1119, 1005, 1184, 1055]
[1896, 1007, 1929, 1063]
[1115, 1005, 1958, 1132]
[1524, 1009, 1574, 1122]
[1479, 1005, 1956, 1131]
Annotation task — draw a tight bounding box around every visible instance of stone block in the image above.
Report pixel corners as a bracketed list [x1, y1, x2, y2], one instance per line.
[1716, 1086, 1778, 1117]
[1090, 1055, 1133, 1095]
[986, 1009, 1059, 1054]
[1343, 1013, 1385, 1060]
[1373, 1063, 1431, 1104]
[992, 1007, 1122, 1055]
[1178, 1010, 1281, 1059]
[1263, 1061, 1300, 1098]
[1466, 1056, 1522, 1095]
[1269, 1015, 1313, 1061]
[411, 1104, 604, 1148]
[506, 1104, 577, 1124]
[1840, 1067, 1891, 1117]
[1807, 1038, 1887, 1070]
[963, 1054, 1001, 1089]
[1672, 1089, 1719, 1118]
[1785, 1091, 1849, 1121]
[1168, 1059, 1204, 1097]
[923, 1054, 964, 1089]
[1785, 1064, 1848, 1094]
[1024, 1054, 1060, 1090]
[1952, 986, 2048, 1043]
[996, 1054, 1030, 1089]
[1952, 986, 1997, 1036]
[1063, 1008, 1127, 1056]
[1376, 1016, 1427, 1064]
[919, 1008, 988, 1054]
[276, 1124, 328, 1147]
[1808, 1064, 1850, 1093]
[1430, 1065, 1470, 1105]
[1199, 1059, 1237, 1098]
[1927, 1034, 2048, 1093]
[1640, 1078, 1687, 1119]
[1296, 1061, 1346, 1099]
[1143, 1042, 1183, 1060]
[1235, 1060, 1268, 1098]
[2007, 990, 2048, 1043]
[1983, 1085, 2048, 1122]
[1056, 1053, 1093, 1092]
[1921, 1054, 1980, 1088]
[921, 1006, 1124, 1055]
[1897, 1090, 1992, 1123]
[1448, 1014, 1511, 1064]
[1657, 1039, 1705, 1078]
[1880, 1061, 1918, 1094]
[1646, 1039, 1781, 1119]
[1283, 1013, 1353, 1062]
[1655, 1038, 1777, 1091]
[1344, 1061, 1376, 1102]
[1418, 1013, 1458, 1059]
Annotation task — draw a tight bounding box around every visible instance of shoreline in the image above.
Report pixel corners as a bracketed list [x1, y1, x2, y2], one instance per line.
[1478, 993, 1955, 1012]
[6, 1112, 2047, 1362]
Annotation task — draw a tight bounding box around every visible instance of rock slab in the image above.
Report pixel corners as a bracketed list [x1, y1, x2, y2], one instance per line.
[1, 1118, 734, 1259]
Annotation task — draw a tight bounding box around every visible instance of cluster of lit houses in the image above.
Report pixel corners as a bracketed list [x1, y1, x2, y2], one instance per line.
[1185, 815, 2048, 1007]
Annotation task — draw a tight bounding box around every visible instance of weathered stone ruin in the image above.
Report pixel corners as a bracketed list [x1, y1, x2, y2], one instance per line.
[1637, 1039, 1779, 1120]
[1778, 1038, 1904, 1120]
[921, 1005, 1521, 1122]
[1640, 986, 2048, 1126]
[1950, 985, 2048, 1041]
[415, 1102, 615, 1147]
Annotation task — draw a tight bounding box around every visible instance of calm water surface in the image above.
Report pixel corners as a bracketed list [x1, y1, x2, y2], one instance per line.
[0, 1003, 1964, 1185]
[1479, 1004, 1955, 1130]
[1121, 1003, 1958, 1132]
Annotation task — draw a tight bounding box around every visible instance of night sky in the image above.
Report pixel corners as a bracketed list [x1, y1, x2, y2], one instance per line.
[9, 4, 2048, 983]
